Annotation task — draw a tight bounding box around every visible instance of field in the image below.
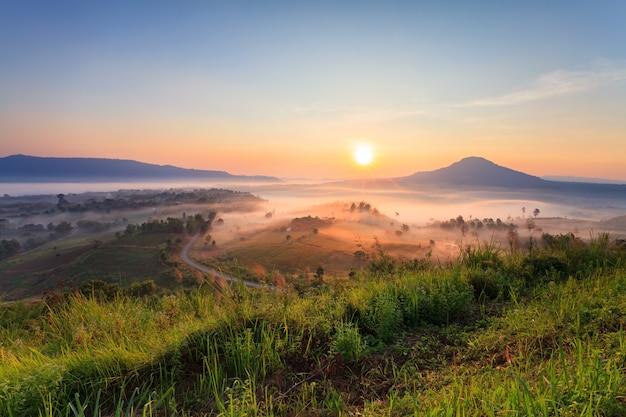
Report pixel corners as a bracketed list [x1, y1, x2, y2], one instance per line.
[0, 188, 265, 300]
[192, 200, 626, 284]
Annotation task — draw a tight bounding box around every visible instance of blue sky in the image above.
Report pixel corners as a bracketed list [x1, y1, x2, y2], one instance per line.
[1, 1, 625, 179]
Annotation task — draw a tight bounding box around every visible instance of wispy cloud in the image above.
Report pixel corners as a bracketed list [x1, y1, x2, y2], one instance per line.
[463, 65, 626, 107]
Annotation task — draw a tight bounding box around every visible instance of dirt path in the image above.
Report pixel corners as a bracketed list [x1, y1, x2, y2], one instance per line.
[180, 234, 264, 288]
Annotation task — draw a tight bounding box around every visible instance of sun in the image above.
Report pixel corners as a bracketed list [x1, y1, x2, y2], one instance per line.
[354, 144, 374, 166]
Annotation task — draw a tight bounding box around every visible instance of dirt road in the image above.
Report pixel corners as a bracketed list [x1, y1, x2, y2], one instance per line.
[180, 234, 264, 288]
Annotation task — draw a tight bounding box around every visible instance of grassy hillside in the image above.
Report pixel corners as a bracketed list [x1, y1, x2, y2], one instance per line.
[0, 231, 199, 300]
[1, 233, 626, 416]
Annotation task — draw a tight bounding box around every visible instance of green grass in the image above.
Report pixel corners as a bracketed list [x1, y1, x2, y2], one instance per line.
[1, 233, 626, 415]
[0, 232, 190, 300]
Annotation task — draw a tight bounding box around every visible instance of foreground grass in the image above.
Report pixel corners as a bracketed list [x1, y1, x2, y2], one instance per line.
[1, 235, 626, 416]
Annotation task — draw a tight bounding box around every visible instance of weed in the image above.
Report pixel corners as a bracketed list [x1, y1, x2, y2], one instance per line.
[330, 322, 366, 364]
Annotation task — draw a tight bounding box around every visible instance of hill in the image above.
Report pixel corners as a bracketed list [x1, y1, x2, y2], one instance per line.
[353, 156, 626, 201]
[0, 154, 280, 182]
[398, 156, 549, 189]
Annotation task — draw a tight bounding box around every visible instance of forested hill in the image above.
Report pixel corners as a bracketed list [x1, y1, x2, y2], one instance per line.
[0, 155, 279, 182]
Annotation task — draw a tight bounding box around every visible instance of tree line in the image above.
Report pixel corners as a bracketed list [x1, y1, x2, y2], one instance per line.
[119, 212, 217, 237]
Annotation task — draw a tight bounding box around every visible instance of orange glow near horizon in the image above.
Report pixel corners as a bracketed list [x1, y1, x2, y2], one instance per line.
[2, 109, 626, 181]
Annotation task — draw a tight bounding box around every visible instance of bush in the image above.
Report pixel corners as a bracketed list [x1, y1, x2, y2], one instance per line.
[77, 280, 121, 301]
[521, 254, 568, 286]
[465, 268, 510, 301]
[126, 280, 158, 297]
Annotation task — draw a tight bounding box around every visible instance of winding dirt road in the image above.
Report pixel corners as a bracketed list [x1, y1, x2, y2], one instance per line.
[180, 234, 264, 288]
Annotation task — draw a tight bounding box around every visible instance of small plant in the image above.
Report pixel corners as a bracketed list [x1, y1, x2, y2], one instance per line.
[330, 322, 365, 364]
[363, 291, 403, 343]
[465, 268, 510, 301]
[461, 239, 503, 270]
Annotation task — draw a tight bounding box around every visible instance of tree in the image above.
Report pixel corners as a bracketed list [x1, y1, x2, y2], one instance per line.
[0, 239, 20, 260]
[533, 208, 540, 218]
[54, 221, 73, 234]
[315, 266, 324, 283]
[521, 207, 526, 219]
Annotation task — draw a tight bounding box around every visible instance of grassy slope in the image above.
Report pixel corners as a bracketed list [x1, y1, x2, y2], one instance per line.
[1, 236, 626, 416]
[0, 232, 193, 300]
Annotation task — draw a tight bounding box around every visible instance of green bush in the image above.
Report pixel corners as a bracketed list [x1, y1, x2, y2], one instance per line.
[521, 254, 568, 285]
[465, 268, 510, 301]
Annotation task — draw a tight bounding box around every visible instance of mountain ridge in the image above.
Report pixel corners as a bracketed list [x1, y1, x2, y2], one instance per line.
[395, 156, 626, 198]
[0, 155, 280, 182]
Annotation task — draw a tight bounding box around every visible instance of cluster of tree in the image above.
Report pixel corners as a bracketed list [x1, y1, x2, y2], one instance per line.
[56, 188, 262, 214]
[121, 212, 216, 237]
[76, 219, 116, 232]
[349, 201, 379, 214]
[16, 221, 73, 235]
[44, 279, 159, 305]
[437, 215, 517, 233]
[183, 212, 217, 234]
[287, 215, 334, 231]
[0, 239, 20, 260]
[4, 221, 75, 251]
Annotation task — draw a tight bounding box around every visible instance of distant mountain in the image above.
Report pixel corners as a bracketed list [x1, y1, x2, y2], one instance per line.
[393, 156, 626, 200]
[332, 156, 626, 203]
[398, 156, 548, 188]
[0, 155, 279, 182]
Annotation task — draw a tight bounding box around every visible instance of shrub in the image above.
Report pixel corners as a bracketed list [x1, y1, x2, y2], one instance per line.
[77, 280, 121, 301]
[465, 268, 510, 301]
[126, 280, 158, 297]
[521, 254, 568, 286]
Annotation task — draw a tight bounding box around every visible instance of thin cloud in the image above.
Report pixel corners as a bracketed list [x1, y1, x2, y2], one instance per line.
[463, 66, 626, 107]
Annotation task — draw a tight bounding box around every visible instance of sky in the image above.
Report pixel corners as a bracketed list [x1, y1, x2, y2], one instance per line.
[1, 1, 625, 180]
